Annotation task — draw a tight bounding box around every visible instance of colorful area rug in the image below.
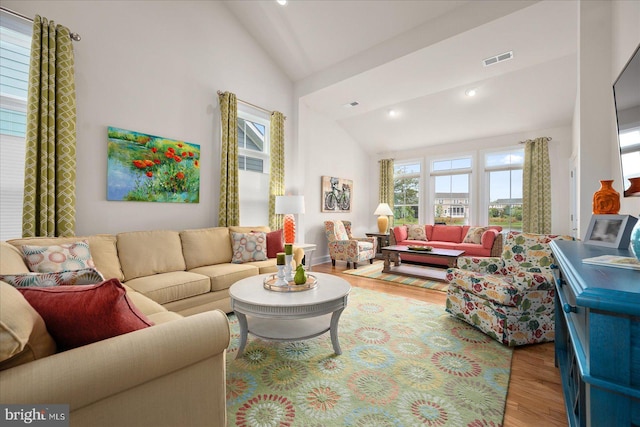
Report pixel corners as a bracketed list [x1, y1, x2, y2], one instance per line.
[342, 260, 449, 292]
[226, 287, 513, 426]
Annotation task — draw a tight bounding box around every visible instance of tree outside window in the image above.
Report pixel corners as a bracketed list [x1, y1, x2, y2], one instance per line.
[393, 162, 420, 224]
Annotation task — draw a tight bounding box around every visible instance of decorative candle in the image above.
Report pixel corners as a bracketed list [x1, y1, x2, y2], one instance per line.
[276, 252, 285, 265]
[284, 244, 293, 255]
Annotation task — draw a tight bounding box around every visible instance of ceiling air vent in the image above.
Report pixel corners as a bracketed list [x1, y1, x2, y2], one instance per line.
[343, 101, 359, 108]
[483, 51, 513, 67]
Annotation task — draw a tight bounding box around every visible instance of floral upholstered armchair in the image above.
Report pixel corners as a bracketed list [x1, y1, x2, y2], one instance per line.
[445, 231, 573, 346]
[324, 220, 376, 269]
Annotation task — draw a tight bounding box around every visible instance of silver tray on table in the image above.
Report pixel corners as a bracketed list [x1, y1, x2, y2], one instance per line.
[263, 274, 318, 292]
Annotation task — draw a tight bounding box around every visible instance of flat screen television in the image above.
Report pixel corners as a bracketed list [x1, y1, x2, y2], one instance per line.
[613, 43, 640, 197]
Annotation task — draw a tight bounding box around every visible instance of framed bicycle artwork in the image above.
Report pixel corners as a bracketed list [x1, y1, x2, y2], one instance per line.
[321, 176, 352, 212]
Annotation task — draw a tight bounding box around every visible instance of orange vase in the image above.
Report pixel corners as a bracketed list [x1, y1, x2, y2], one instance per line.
[592, 180, 620, 214]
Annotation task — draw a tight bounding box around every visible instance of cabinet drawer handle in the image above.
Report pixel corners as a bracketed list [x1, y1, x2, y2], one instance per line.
[550, 264, 558, 269]
[563, 303, 577, 313]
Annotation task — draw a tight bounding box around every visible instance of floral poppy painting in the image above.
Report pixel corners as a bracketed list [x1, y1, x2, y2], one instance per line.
[107, 127, 200, 203]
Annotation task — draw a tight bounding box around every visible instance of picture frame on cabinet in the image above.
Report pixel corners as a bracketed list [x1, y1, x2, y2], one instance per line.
[583, 214, 638, 249]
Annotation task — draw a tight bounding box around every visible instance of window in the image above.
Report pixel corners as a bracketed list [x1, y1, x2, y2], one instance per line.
[393, 161, 420, 224]
[0, 11, 31, 240]
[485, 148, 524, 232]
[237, 115, 268, 173]
[620, 127, 640, 184]
[236, 109, 270, 225]
[432, 157, 471, 225]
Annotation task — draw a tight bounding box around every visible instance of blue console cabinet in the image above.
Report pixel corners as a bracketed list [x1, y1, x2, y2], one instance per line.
[550, 240, 639, 427]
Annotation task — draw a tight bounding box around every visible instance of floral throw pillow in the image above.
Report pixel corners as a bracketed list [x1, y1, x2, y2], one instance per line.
[0, 268, 105, 288]
[407, 225, 427, 241]
[231, 232, 267, 264]
[463, 227, 488, 244]
[22, 240, 95, 273]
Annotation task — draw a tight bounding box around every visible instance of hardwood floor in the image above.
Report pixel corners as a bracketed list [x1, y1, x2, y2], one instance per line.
[312, 262, 568, 427]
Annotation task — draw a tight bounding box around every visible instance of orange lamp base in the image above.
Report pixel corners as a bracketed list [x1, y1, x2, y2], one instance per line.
[377, 216, 389, 234]
[283, 214, 296, 244]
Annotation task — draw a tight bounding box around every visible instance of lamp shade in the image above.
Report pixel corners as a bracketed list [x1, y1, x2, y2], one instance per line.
[275, 195, 305, 214]
[374, 203, 393, 216]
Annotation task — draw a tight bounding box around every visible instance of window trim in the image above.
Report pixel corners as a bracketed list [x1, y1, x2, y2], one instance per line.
[237, 108, 270, 174]
[393, 158, 423, 224]
[429, 154, 473, 225]
[481, 146, 524, 231]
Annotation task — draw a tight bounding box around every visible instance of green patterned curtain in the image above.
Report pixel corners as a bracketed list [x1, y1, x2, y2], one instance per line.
[379, 158, 394, 226]
[523, 137, 551, 233]
[218, 91, 239, 226]
[23, 15, 76, 237]
[269, 111, 285, 231]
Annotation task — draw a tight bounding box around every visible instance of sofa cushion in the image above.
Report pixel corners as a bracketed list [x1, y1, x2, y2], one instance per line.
[463, 226, 488, 244]
[393, 226, 408, 243]
[243, 259, 278, 274]
[0, 242, 31, 274]
[189, 263, 259, 292]
[229, 225, 270, 234]
[17, 278, 153, 351]
[22, 240, 95, 273]
[264, 229, 284, 259]
[117, 230, 186, 281]
[0, 282, 56, 370]
[407, 225, 427, 241]
[8, 235, 125, 282]
[124, 271, 211, 305]
[432, 225, 464, 243]
[231, 232, 267, 263]
[180, 227, 234, 269]
[0, 268, 104, 288]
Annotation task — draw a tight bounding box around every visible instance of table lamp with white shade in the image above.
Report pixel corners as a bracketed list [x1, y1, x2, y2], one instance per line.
[275, 195, 305, 243]
[374, 203, 394, 233]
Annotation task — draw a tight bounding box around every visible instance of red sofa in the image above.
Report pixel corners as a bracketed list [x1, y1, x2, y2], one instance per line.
[389, 224, 503, 266]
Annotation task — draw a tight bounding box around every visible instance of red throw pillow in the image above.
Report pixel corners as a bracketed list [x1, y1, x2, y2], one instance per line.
[18, 278, 154, 351]
[264, 229, 284, 259]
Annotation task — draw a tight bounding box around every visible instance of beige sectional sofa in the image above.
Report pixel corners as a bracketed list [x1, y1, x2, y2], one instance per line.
[0, 225, 280, 426]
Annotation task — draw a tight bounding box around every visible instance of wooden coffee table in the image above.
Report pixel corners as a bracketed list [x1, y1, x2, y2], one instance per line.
[229, 272, 351, 359]
[381, 245, 465, 282]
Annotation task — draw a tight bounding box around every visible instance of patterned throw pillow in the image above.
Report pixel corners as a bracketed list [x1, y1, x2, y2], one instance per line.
[0, 268, 104, 288]
[407, 225, 427, 241]
[463, 227, 488, 244]
[231, 232, 267, 263]
[22, 241, 95, 273]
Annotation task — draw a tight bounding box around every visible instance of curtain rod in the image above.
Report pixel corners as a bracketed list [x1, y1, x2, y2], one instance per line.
[217, 90, 285, 119]
[519, 137, 552, 144]
[1, 6, 81, 41]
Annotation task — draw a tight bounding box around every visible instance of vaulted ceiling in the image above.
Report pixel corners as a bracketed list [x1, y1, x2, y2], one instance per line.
[224, 0, 578, 154]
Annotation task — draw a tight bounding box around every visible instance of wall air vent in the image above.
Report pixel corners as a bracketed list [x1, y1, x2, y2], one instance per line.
[483, 51, 513, 67]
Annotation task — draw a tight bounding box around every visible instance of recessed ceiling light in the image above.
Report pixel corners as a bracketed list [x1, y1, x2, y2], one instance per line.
[465, 88, 477, 97]
[388, 109, 398, 117]
[277, 0, 287, 5]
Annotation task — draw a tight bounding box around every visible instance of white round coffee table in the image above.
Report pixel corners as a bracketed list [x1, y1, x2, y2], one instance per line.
[229, 272, 351, 359]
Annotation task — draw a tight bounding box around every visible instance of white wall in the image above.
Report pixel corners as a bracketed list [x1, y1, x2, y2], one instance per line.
[4, 0, 294, 235]
[372, 126, 573, 236]
[573, 0, 640, 239]
[612, 0, 640, 217]
[297, 102, 372, 264]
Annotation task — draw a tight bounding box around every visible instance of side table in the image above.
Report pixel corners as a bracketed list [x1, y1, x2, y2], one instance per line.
[295, 243, 317, 271]
[365, 232, 390, 259]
